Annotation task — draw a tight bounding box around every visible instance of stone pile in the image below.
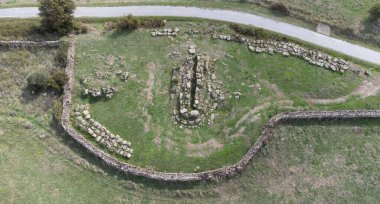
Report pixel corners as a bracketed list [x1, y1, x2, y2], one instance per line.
[83, 86, 117, 98]
[187, 29, 199, 35]
[188, 45, 196, 54]
[95, 71, 109, 79]
[151, 27, 180, 37]
[216, 33, 352, 73]
[74, 104, 133, 159]
[171, 53, 225, 127]
[116, 70, 129, 81]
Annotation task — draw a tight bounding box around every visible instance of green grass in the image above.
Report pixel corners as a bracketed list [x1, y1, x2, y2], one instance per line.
[0, 20, 379, 202]
[70, 20, 369, 172]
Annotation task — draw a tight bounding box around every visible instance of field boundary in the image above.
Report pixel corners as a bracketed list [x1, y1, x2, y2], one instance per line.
[0, 40, 61, 48]
[58, 41, 380, 182]
[5, 40, 377, 182]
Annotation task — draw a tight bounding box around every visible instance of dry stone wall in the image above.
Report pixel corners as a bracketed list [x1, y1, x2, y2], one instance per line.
[55, 40, 379, 182]
[0, 40, 61, 48]
[214, 34, 353, 73]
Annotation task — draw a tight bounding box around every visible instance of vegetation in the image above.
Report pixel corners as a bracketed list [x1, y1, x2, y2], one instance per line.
[116, 15, 140, 30]
[0, 18, 379, 203]
[269, 2, 289, 15]
[71, 20, 368, 172]
[27, 68, 67, 93]
[116, 15, 165, 31]
[369, 2, 380, 20]
[38, 0, 76, 34]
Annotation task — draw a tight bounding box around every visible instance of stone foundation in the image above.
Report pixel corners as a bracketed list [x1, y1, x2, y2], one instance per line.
[171, 53, 224, 127]
[55, 38, 377, 182]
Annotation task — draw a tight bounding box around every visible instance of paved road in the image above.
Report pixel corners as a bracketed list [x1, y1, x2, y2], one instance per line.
[1, 6, 380, 65]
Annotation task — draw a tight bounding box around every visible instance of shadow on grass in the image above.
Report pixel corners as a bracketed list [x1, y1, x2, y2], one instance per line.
[109, 29, 136, 39]
[282, 117, 380, 127]
[48, 114, 205, 192]
[362, 18, 380, 34]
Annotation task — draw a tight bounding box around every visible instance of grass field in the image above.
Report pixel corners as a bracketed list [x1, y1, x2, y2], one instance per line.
[69, 20, 371, 172]
[0, 17, 379, 202]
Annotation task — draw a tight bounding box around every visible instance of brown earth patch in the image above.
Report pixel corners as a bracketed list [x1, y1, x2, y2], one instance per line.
[186, 139, 224, 158]
[142, 63, 156, 132]
[235, 102, 271, 129]
[308, 74, 380, 104]
[106, 55, 115, 66]
[165, 138, 179, 155]
[146, 63, 155, 104]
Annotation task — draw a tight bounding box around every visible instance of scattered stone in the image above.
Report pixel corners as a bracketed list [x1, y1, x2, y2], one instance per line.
[215, 33, 356, 73]
[151, 27, 179, 37]
[188, 45, 196, 54]
[120, 72, 129, 81]
[75, 104, 133, 159]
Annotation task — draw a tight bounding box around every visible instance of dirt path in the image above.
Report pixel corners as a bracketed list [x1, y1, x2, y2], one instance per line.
[186, 139, 224, 158]
[235, 102, 271, 129]
[308, 74, 380, 104]
[143, 63, 155, 132]
[146, 63, 155, 104]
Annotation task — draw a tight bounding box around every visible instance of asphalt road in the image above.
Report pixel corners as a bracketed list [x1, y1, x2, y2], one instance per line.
[1, 6, 380, 65]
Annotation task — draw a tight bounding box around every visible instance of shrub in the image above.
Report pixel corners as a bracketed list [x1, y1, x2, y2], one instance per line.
[115, 16, 165, 31]
[50, 69, 68, 92]
[104, 21, 116, 31]
[72, 21, 89, 34]
[52, 96, 63, 123]
[369, 3, 380, 21]
[55, 43, 69, 68]
[27, 72, 50, 91]
[269, 2, 289, 15]
[230, 24, 269, 39]
[38, 0, 76, 34]
[229, 24, 288, 41]
[27, 69, 67, 93]
[116, 15, 140, 30]
[140, 19, 166, 28]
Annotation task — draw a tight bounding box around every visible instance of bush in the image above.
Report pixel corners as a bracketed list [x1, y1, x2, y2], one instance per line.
[229, 24, 288, 41]
[269, 2, 289, 15]
[52, 96, 63, 123]
[116, 15, 140, 30]
[115, 16, 165, 31]
[72, 21, 89, 35]
[27, 72, 50, 91]
[50, 69, 68, 92]
[27, 69, 67, 93]
[369, 3, 380, 21]
[104, 21, 116, 31]
[140, 19, 166, 28]
[55, 43, 68, 68]
[38, 0, 76, 34]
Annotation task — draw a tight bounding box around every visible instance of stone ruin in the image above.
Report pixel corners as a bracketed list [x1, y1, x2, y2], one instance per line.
[214, 33, 352, 73]
[170, 53, 225, 127]
[151, 27, 180, 37]
[74, 104, 133, 159]
[83, 86, 117, 99]
[115, 70, 129, 81]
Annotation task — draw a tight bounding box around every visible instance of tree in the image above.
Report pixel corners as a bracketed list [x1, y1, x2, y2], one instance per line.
[38, 0, 76, 34]
[369, 3, 380, 21]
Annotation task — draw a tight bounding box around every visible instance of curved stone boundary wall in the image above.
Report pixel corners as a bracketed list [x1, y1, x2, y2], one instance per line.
[0, 40, 61, 48]
[59, 41, 380, 182]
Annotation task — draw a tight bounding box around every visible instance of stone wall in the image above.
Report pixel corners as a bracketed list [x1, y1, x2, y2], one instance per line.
[58, 41, 379, 182]
[0, 40, 61, 48]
